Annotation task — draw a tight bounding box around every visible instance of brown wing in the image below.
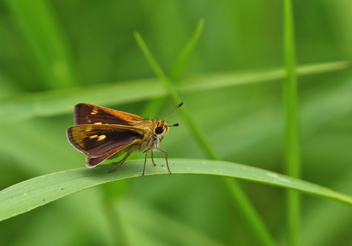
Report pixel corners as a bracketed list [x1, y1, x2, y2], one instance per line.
[74, 103, 145, 125]
[66, 124, 143, 157]
[85, 143, 134, 168]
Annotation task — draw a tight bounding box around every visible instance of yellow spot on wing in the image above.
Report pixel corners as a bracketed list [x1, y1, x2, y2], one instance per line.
[94, 122, 102, 125]
[97, 135, 106, 141]
[89, 135, 98, 139]
[91, 109, 98, 115]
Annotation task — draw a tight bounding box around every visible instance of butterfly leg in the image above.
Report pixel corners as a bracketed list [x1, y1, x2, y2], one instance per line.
[112, 159, 124, 165]
[155, 147, 171, 174]
[151, 151, 157, 166]
[109, 146, 135, 173]
[142, 149, 149, 176]
[142, 137, 155, 176]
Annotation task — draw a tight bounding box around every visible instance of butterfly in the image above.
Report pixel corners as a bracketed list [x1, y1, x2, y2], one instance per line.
[67, 102, 182, 175]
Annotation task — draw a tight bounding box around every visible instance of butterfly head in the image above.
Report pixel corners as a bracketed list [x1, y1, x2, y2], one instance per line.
[152, 119, 179, 145]
[154, 119, 169, 138]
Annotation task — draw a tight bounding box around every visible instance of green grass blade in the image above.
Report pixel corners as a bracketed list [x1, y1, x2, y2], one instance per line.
[1, 159, 352, 222]
[4, 0, 76, 89]
[141, 19, 204, 118]
[134, 31, 219, 160]
[134, 32, 277, 246]
[284, 0, 300, 245]
[177, 61, 348, 93]
[116, 199, 226, 246]
[0, 78, 163, 122]
[0, 61, 346, 122]
[169, 19, 204, 80]
[0, 61, 347, 123]
[222, 178, 277, 246]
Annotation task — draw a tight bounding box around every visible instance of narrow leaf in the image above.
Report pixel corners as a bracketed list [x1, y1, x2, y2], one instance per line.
[1, 159, 352, 222]
[0, 62, 347, 122]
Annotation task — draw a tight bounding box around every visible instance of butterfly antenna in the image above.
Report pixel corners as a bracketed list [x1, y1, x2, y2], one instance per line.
[163, 102, 183, 120]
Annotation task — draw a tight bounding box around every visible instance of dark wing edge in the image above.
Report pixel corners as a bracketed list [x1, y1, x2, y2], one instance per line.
[67, 126, 89, 155]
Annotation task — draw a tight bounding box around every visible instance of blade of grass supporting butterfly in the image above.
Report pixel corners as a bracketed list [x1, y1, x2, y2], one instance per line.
[134, 32, 277, 246]
[2, 159, 352, 222]
[283, 0, 301, 245]
[4, 0, 76, 89]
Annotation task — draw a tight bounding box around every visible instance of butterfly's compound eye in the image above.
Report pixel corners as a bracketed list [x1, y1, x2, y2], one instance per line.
[155, 126, 163, 134]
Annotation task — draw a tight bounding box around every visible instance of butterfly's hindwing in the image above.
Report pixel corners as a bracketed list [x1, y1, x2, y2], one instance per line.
[67, 124, 143, 157]
[85, 143, 134, 168]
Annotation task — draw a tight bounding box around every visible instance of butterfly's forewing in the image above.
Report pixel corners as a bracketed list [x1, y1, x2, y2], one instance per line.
[74, 103, 145, 125]
[67, 124, 144, 158]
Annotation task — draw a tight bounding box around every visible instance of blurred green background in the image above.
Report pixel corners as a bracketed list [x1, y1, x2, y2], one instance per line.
[0, 1, 352, 245]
